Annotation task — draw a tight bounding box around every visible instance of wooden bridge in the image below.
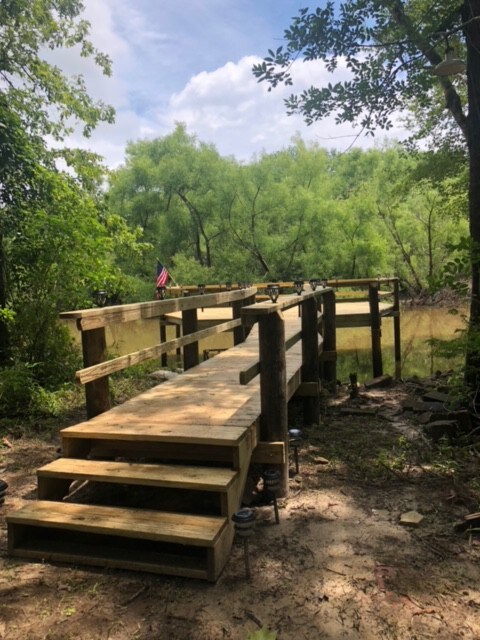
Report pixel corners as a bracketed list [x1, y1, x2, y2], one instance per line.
[6, 279, 399, 581]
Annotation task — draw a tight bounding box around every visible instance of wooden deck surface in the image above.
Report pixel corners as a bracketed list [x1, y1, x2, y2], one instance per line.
[62, 308, 305, 445]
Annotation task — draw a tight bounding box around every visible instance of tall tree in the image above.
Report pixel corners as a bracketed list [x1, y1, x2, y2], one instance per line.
[253, 0, 480, 384]
[0, 1, 115, 367]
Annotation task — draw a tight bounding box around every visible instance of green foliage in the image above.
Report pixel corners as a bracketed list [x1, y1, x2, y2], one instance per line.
[0, 364, 62, 416]
[0, 0, 114, 140]
[252, 1, 467, 146]
[0, 0, 149, 394]
[110, 126, 467, 296]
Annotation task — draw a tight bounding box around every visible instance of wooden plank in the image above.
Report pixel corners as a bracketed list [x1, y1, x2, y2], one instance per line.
[239, 361, 260, 385]
[7, 501, 226, 546]
[8, 537, 209, 580]
[242, 288, 332, 317]
[61, 422, 248, 446]
[335, 313, 372, 328]
[61, 287, 257, 330]
[37, 459, 237, 492]
[250, 442, 286, 464]
[76, 318, 243, 384]
[295, 381, 320, 397]
[81, 328, 110, 418]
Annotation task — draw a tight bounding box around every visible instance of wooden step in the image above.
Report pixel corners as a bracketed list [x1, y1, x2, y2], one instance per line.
[37, 458, 238, 504]
[7, 501, 232, 581]
[61, 423, 252, 462]
[61, 422, 248, 445]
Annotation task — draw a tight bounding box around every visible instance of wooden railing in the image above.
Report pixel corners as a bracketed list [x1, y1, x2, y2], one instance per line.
[241, 287, 336, 493]
[60, 287, 256, 418]
[326, 277, 401, 378]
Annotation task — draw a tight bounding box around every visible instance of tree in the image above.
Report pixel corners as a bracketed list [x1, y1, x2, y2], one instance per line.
[109, 125, 233, 280]
[0, 1, 118, 373]
[253, 0, 480, 384]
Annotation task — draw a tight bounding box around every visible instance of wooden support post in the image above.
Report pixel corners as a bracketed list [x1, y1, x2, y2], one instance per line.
[321, 290, 337, 392]
[301, 297, 320, 425]
[393, 279, 401, 379]
[258, 311, 288, 495]
[160, 317, 167, 367]
[369, 283, 383, 378]
[232, 299, 245, 345]
[182, 308, 199, 370]
[81, 326, 110, 419]
[175, 324, 182, 366]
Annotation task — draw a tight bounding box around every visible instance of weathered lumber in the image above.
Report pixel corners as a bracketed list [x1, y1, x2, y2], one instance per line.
[76, 318, 242, 384]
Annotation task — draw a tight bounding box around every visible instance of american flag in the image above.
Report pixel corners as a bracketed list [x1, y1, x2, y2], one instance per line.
[156, 261, 169, 287]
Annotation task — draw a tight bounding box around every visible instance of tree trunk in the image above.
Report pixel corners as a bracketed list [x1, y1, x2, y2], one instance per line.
[463, 0, 480, 386]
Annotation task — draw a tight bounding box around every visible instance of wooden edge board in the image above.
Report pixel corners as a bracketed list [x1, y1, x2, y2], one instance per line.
[76, 317, 243, 384]
[37, 459, 237, 492]
[295, 381, 320, 397]
[7, 544, 209, 580]
[7, 501, 227, 546]
[61, 288, 257, 329]
[250, 442, 285, 464]
[60, 423, 249, 446]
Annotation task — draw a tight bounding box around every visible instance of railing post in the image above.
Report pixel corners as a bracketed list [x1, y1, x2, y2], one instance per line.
[301, 296, 320, 425]
[81, 326, 110, 418]
[160, 316, 167, 367]
[232, 299, 245, 345]
[369, 283, 383, 377]
[393, 278, 401, 378]
[233, 293, 256, 344]
[321, 290, 337, 392]
[182, 308, 199, 370]
[258, 311, 288, 495]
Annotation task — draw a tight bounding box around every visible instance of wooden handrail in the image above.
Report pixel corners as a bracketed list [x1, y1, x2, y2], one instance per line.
[61, 287, 257, 331]
[76, 318, 243, 384]
[65, 287, 257, 418]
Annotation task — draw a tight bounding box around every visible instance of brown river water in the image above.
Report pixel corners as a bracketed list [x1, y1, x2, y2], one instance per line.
[65, 306, 467, 382]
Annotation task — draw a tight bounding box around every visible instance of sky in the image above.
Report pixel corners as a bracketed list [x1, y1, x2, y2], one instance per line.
[63, 0, 409, 168]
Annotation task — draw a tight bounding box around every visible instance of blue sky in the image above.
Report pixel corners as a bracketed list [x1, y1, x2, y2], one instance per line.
[64, 0, 407, 167]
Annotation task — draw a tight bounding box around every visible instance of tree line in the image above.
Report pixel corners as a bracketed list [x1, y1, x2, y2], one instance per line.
[0, 0, 476, 410]
[109, 124, 468, 298]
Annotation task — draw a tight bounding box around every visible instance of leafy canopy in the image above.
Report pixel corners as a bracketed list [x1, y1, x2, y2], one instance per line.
[252, 1, 467, 142]
[0, 0, 115, 139]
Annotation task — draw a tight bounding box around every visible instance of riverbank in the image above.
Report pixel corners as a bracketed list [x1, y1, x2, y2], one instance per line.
[1, 376, 479, 639]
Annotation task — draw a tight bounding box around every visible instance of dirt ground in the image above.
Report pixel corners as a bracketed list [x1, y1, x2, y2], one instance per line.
[1, 378, 480, 640]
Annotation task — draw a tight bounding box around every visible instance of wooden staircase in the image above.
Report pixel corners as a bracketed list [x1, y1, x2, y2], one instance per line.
[7, 419, 255, 581]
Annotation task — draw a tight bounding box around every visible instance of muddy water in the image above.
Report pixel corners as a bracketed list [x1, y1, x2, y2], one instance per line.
[337, 306, 466, 381]
[64, 306, 466, 381]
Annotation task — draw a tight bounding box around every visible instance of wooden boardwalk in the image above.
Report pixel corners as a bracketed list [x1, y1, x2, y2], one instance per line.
[7, 280, 399, 581]
[7, 309, 308, 581]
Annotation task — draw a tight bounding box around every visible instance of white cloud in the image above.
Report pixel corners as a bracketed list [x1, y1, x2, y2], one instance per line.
[48, 1, 410, 168]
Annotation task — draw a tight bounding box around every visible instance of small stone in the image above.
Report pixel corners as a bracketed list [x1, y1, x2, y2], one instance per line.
[400, 510, 424, 527]
[313, 457, 330, 465]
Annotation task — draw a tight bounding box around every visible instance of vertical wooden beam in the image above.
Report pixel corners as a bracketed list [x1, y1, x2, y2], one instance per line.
[301, 297, 320, 425]
[182, 308, 199, 370]
[232, 299, 245, 345]
[258, 311, 288, 495]
[160, 316, 167, 367]
[80, 326, 110, 419]
[321, 290, 337, 392]
[175, 324, 182, 366]
[393, 278, 402, 379]
[369, 283, 383, 377]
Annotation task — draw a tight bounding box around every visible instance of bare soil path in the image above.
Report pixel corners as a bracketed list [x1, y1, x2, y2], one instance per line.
[1, 379, 480, 640]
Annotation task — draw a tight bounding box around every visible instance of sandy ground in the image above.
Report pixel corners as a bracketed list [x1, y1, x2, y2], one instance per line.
[1, 379, 480, 640]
